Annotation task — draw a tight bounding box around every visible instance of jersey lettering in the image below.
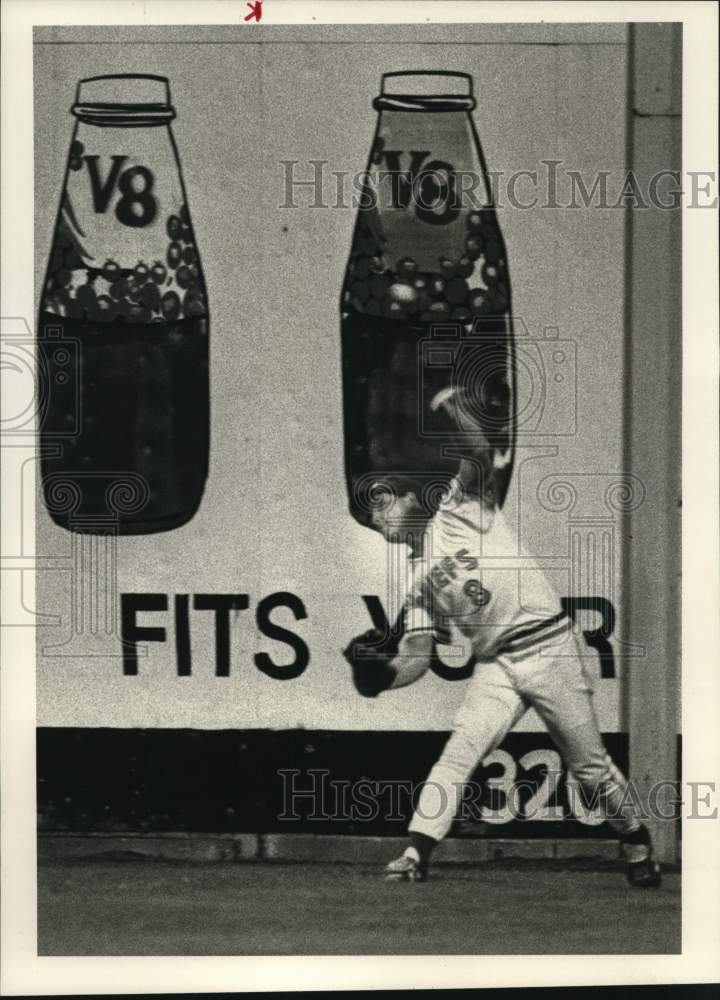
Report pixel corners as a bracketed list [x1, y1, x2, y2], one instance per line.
[429, 565, 452, 589]
[463, 578, 491, 607]
[455, 548, 479, 571]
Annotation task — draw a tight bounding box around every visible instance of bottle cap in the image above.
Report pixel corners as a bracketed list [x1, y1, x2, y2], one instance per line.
[72, 74, 175, 125]
[374, 71, 476, 112]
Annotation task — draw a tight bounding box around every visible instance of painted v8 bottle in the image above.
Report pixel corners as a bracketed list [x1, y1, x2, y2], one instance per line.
[38, 75, 209, 534]
[341, 72, 515, 530]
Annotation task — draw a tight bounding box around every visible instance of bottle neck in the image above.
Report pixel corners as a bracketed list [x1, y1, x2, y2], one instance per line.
[373, 94, 476, 113]
[72, 103, 176, 128]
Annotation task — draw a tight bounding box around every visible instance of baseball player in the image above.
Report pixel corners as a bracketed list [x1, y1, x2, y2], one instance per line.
[343, 448, 662, 888]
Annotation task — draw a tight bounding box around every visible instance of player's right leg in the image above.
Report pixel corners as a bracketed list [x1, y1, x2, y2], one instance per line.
[385, 660, 525, 881]
[514, 634, 662, 889]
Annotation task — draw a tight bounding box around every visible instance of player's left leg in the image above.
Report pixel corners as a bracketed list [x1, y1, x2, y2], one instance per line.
[385, 659, 526, 882]
[510, 634, 662, 889]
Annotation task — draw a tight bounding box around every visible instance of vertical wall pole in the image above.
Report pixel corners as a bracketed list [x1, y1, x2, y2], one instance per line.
[625, 23, 682, 863]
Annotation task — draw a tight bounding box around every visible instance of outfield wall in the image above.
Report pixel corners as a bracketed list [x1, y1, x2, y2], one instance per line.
[29, 23, 680, 843]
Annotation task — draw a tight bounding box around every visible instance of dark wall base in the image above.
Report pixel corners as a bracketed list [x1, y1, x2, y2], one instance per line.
[35, 728, 649, 839]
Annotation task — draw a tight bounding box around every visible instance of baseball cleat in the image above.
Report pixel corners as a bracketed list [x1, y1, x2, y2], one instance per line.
[627, 854, 662, 889]
[384, 853, 427, 882]
[621, 824, 662, 889]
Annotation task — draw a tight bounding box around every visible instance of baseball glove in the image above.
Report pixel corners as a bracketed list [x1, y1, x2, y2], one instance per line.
[343, 627, 399, 698]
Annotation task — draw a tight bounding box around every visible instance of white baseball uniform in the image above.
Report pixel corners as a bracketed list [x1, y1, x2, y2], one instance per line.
[396, 494, 641, 842]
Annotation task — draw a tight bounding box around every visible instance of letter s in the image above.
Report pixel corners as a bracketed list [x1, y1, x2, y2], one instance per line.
[255, 592, 309, 680]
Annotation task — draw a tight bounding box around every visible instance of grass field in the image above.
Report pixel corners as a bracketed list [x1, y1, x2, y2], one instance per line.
[38, 857, 681, 955]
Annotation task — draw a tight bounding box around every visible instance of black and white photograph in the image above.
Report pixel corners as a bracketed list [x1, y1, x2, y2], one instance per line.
[1, 0, 718, 993]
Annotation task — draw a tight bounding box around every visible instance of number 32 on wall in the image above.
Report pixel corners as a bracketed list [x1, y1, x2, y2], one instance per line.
[480, 748, 605, 826]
